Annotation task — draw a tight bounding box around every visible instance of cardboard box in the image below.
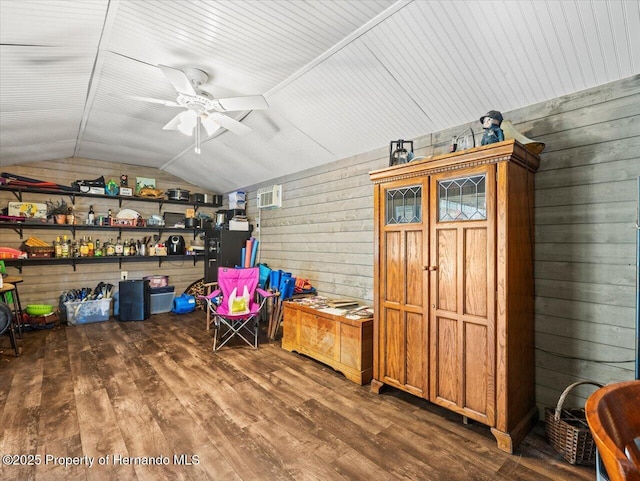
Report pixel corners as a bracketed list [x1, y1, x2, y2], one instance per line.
[149, 246, 167, 256]
[8, 202, 47, 219]
[110, 218, 137, 227]
[229, 219, 249, 231]
[229, 191, 246, 209]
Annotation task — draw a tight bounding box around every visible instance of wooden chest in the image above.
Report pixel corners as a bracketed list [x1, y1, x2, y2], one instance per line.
[282, 302, 373, 385]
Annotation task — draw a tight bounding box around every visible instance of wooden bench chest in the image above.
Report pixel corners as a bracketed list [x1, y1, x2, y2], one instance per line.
[282, 302, 373, 385]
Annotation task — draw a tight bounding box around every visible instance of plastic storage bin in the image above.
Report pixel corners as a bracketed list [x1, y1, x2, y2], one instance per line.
[144, 275, 169, 288]
[65, 298, 113, 325]
[150, 286, 175, 314]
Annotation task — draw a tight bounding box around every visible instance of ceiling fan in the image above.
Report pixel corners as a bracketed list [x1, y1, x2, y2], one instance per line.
[130, 65, 268, 153]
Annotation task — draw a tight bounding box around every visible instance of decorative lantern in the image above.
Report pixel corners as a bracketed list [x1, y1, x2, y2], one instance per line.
[389, 139, 414, 167]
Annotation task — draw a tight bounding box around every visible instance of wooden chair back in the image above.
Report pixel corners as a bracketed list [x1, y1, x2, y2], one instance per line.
[585, 380, 640, 481]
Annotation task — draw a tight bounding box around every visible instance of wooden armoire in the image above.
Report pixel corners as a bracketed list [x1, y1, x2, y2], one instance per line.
[369, 139, 539, 454]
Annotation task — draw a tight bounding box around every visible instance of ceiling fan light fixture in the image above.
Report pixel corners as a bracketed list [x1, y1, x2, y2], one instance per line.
[177, 122, 193, 136]
[202, 115, 221, 136]
[177, 110, 197, 136]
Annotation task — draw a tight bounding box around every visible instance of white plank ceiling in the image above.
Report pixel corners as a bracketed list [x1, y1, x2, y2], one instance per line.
[1, 0, 638, 193]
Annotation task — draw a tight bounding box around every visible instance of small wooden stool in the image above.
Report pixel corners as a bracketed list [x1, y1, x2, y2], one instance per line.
[0, 283, 21, 356]
[3, 276, 24, 336]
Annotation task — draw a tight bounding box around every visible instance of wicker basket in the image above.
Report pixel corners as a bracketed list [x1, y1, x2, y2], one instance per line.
[545, 380, 604, 465]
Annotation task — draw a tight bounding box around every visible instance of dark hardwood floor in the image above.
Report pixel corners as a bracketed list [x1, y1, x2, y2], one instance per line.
[1, 312, 594, 481]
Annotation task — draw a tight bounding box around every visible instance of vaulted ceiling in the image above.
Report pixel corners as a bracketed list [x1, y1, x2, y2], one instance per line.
[1, 0, 638, 193]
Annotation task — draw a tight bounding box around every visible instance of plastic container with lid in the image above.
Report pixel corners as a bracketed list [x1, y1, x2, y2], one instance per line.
[150, 285, 175, 314]
[144, 275, 169, 288]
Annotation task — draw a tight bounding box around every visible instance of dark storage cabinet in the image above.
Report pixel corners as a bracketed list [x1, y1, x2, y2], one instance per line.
[204, 225, 251, 283]
[118, 279, 150, 321]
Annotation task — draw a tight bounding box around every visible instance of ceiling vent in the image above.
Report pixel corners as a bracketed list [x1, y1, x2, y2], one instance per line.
[257, 184, 282, 209]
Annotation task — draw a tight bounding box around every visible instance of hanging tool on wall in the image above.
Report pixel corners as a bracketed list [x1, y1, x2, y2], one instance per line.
[1, 173, 77, 191]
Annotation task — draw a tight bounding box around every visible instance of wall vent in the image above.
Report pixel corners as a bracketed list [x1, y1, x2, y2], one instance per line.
[257, 184, 282, 209]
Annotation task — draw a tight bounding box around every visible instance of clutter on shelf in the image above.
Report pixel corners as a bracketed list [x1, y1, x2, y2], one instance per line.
[0, 172, 223, 205]
[0, 246, 27, 259]
[287, 295, 373, 319]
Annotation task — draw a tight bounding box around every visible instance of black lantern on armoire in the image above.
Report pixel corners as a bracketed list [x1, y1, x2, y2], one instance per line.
[389, 139, 414, 167]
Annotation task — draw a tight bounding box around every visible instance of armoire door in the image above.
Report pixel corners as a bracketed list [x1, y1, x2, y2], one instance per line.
[376, 179, 429, 398]
[429, 166, 496, 425]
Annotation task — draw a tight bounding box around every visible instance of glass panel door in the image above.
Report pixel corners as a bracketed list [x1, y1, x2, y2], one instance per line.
[386, 185, 422, 224]
[438, 175, 486, 222]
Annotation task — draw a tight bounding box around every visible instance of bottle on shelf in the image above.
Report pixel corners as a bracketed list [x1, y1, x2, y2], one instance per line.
[54, 236, 62, 258]
[107, 208, 113, 226]
[87, 205, 95, 225]
[106, 239, 116, 256]
[66, 206, 75, 226]
[61, 235, 69, 258]
[115, 237, 123, 256]
[123, 239, 129, 256]
[95, 239, 102, 257]
[79, 237, 88, 257]
[129, 239, 136, 256]
[87, 236, 94, 257]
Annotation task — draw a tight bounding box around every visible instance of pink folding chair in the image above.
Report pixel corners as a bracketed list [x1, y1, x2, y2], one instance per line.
[198, 267, 274, 351]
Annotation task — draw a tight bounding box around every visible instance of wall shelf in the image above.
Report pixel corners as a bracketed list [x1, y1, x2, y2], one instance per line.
[0, 185, 212, 273]
[0, 184, 222, 211]
[3, 253, 204, 273]
[0, 222, 205, 240]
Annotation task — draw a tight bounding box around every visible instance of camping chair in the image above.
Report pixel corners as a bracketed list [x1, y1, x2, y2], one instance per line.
[197, 267, 274, 351]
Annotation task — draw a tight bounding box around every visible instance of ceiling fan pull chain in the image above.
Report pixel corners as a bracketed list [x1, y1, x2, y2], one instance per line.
[195, 116, 201, 154]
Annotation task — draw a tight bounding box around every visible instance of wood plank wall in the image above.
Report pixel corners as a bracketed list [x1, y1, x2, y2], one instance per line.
[0, 158, 220, 306]
[243, 74, 640, 415]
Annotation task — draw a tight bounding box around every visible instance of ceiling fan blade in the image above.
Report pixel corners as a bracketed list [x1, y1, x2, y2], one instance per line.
[209, 112, 252, 135]
[127, 95, 180, 107]
[158, 64, 197, 95]
[216, 95, 268, 112]
[162, 112, 183, 131]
